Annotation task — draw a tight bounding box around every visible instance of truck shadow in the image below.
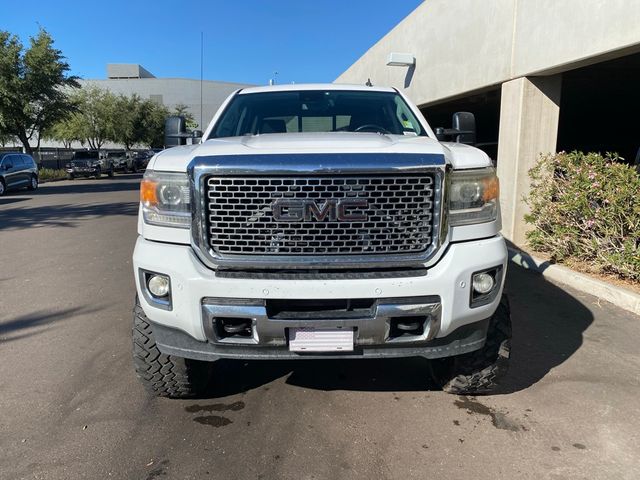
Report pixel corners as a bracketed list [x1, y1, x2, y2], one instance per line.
[33, 174, 143, 196]
[204, 264, 594, 397]
[0, 306, 103, 344]
[0, 201, 138, 230]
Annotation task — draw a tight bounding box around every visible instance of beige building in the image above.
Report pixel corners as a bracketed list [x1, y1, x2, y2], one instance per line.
[336, 0, 640, 245]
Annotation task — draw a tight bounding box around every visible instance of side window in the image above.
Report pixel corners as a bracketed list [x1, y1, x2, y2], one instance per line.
[4, 156, 15, 169]
[22, 155, 34, 168]
[15, 155, 25, 168]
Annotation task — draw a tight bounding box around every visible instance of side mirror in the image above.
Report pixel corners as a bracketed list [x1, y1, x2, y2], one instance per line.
[433, 112, 477, 145]
[451, 112, 476, 145]
[192, 130, 203, 140]
[165, 116, 187, 147]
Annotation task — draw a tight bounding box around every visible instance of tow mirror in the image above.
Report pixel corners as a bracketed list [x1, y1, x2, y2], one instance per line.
[164, 116, 203, 147]
[452, 112, 476, 145]
[164, 116, 187, 147]
[434, 112, 477, 145]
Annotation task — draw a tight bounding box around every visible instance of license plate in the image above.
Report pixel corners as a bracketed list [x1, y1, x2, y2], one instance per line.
[289, 328, 354, 352]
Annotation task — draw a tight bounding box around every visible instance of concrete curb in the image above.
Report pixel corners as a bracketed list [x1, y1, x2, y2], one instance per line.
[508, 247, 640, 316]
[39, 178, 67, 184]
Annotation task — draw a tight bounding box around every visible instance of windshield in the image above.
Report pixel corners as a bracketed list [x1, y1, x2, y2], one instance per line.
[210, 90, 427, 138]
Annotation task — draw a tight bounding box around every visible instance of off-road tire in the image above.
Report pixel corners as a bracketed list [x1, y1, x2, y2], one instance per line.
[431, 295, 512, 395]
[107, 167, 114, 178]
[132, 298, 212, 398]
[95, 168, 102, 179]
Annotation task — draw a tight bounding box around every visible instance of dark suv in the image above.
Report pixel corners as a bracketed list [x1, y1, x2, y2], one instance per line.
[0, 152, 38, 196]
[65, 150, 114, 179]
[127, 150, 155, 173]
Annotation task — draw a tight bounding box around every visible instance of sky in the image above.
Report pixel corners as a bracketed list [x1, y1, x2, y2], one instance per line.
[2, 0, 423, 85]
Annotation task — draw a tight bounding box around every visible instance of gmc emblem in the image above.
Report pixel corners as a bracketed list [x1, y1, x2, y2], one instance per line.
[272, 198, 369, 222]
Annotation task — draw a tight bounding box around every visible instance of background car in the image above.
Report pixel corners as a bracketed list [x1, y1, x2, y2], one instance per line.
[0, 152, 38, 196]
[106, 151, 129, 173]
[65, 150, 114, 179]
[127, 150, 155, 172]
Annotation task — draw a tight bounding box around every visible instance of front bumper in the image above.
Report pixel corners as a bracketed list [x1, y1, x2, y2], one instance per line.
[133, 235, 507, 360]
[66, 167, 98, 176]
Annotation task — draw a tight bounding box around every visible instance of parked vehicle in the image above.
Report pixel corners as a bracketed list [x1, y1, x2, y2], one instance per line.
[106, 151, 129, 173]
[65, 150, 114, 179]
[0, 152, 38, 196]
[132, 84, 511, 398]
[128, 150, 154, 172]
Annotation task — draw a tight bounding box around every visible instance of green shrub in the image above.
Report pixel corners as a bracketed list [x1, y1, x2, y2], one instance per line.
[38, 168, 68, 181]
[525, 151, 640, 281]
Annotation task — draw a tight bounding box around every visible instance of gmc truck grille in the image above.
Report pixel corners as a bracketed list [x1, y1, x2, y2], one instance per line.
[205, 175, 436, 256]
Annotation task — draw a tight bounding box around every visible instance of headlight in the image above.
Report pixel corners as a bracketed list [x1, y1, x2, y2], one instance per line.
[449, 167, 499, 226]
[140, 170, 190, 228]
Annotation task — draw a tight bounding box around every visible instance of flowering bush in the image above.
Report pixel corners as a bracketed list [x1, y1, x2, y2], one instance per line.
[525, 151, 640, 281]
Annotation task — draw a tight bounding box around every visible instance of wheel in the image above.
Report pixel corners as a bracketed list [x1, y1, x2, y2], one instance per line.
[430, 295, 512, 395]
[27, 174, 38, 191]
[132, 163, 138, 174]
[132, 297, 212, 398]
[67, 173, 75, 180]
[95, 168, 102, 178]
[108, 167, 114, 178]
[0, 179, 5, 196]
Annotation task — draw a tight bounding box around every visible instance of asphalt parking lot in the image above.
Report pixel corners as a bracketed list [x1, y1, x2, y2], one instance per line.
[1, 175, 639, 480]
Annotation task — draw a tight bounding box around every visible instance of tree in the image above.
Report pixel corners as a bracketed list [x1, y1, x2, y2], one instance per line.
[141, 99, 170, 148]
[110, 94, 141, 151]
[44, 114, 83, 149]
[0, 125, 16, 147]
[0, 29, 79, 155]
[73, 86, 115, 151]
[110, 94, 169, 149]
[173, 103, 198, 130]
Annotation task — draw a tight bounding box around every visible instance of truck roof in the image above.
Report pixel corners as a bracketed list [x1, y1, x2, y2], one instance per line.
[238, 83, 396, 95]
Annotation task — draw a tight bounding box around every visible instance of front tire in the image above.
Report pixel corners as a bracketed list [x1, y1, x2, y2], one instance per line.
[430, 295, 512, 395]
[107, 167, 114, 178]
[28, 174, 38, 191]
[0, 179, 5, 196]
[132, 298, 212, 398]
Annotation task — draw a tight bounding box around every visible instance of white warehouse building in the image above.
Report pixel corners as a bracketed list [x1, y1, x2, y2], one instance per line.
[80, 64, 253, 131]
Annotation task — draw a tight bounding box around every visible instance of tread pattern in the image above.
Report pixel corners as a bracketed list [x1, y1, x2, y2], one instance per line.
[132, 301, 210, 398]
[436, 295, 512, 395]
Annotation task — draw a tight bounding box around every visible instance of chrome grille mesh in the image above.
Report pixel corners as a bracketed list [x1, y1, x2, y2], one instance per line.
[205, 175, 435, 255]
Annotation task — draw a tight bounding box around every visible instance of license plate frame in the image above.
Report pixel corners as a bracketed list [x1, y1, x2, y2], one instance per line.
[289, 328, 355, 352]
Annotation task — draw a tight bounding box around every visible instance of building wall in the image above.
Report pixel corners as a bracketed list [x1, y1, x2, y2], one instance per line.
[336, 0, 640, 246]
[336, 0, 640, 107]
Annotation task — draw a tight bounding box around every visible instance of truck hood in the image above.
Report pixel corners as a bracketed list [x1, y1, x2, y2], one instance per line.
[149, 133, 492, 172]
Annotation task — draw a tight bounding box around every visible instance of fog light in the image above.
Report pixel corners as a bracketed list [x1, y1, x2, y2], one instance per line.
[472, 272, 494, 294]
[147, 274, 170, 297]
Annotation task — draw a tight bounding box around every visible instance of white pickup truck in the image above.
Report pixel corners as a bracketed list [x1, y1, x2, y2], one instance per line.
[132, 84, 511, 397]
